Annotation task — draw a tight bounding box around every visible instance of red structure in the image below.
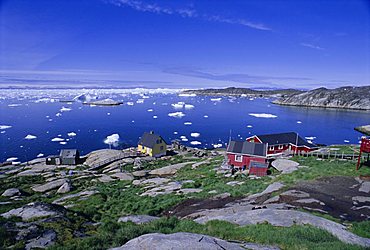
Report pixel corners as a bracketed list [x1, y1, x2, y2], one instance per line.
[247, 132, 318, 156]
[357, 137, 370, 170]
[226, 140, 268, 176]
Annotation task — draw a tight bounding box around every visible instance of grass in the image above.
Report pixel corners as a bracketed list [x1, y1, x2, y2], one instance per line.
[49, 217, 365, 250]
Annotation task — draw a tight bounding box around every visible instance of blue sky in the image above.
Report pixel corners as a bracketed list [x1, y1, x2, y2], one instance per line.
[0, 0, 369, 89]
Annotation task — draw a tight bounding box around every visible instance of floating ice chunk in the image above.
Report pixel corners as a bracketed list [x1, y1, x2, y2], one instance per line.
[297, 121, 302, 124]
[212, 143, 223, 148]
[307, 140, 313, 144]
[184, 104, 194, 109]
[184, 122, 192, 125]
[6, 157, 18, 162]
[127, 102, 134, 106]
[0, 131, 5, 134]
[25, 134, 37, 140]
[60, 107, 72, 112]
[190, 141, 201, 145]
[181, 138, 188, 142]
[180, 136, 187, 139]
[147, 109, 153, 112]
[136, 99, 144, 104]
[67, 132, 77, 137]
[60, 141, 67, 145]
[37, 153, 44, 157]
[51, 138, 64, 142]
[210, 98, 222, 102]
[107, 112, 111, 115]
[173, 131, 178, 134]
[344, 140, 350, 143]
[104, 133, 120, 147]
[48, 119, 53, 122]
[203, 115, 208, 118]
[168, 112, 185, 118]
[142, 95, 150, 99]
[0, 125, 12, 130]
[178, 93, 196, 97]
[249, 113, 277, 118]
[305, 136, 316, 140]
[8, 104, 21, 107]
[153, 116, 158, 119]
[247, 125, 253, 128]
[55, 113, 62, 117]
[132, 120, 135, 123]
[171, 102, 184, 109]
[190, 132, 200, 138]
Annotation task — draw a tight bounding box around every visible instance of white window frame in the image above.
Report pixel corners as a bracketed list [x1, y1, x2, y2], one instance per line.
[269, 146, 274, 151]
[235, 154, 243, 162]
[278, 145, 284, 150]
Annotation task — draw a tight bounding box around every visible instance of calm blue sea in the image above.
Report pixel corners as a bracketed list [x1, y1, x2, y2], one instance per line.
[0, 89, 369, 162]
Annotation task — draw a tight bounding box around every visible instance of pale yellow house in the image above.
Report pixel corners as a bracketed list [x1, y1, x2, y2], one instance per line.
[138, 131, 167, 157]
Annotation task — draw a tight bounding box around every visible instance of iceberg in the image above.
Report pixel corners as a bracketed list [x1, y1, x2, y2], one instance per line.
[147, 109, 153, 112]
[171, 102, 184, 109]
[0, 125, 12, 130]
[305, 136, 316, 140]
[25, 134, 37, 140]
[212, 143, 223, 148]
[190, 132, 200, 138]
[184, 104, 194, 109]
[60, 141, 67, 145]
[37, 153, 44, 157]
[153, 115, 158, 119]
[178, 93, 196, 97]
[8, 104, 21, 107]
[67, 132, 77, 137]
[247, 125, 253, 128]
[168, 112, 185, 118]
[173, 131, 178, 134]
[203, 115, 208, 118]
[297, 121, 302, 124]
[190, 141, 201, 145]
[249, 113, 277, 118]
[184, 122, 192, 125]
[344, 140, 350, 143]
[60, 107, 72, 112]
[104, 133, 120, 147]
[127, 102, 134, 106]
[55, 113, 62, 117]
[51, 138, 64, 142]
[6, 157, 18, 162]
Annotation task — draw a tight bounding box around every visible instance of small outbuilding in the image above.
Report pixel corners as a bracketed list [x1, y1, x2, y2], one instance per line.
[138, 131, 167, 158]
[355, 125, 370, 169]
[59, 149, 80, 165]
[226, 140, 268, 176]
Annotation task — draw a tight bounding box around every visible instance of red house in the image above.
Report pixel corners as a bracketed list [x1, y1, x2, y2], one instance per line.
[355, 125, 370, 170]
[246, 132, 318, 156]
[226, 140, 268, 176]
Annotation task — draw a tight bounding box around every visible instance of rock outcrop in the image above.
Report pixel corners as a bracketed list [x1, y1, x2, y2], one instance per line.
[117, 215, 160, 224]
[1, 202, 66, 221]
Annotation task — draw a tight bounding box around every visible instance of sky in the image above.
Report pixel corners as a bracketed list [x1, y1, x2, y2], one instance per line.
[0, 0, 369, 89]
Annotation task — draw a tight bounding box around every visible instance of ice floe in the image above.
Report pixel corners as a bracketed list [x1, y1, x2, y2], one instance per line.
[24, 134, 37, 140]
[51, 138, 64, 142]
[297, 121, 302, 124]
[249, 113, 277, 118]
[171, 102, 185, 109]
[344, 140, 350, 143]
[55, 113, 62, 117]
[212, 143, 223, 148]
[173, 131, 178, 134]
[168, 112, 185, 118]
[190, 141, 202, 145]
[6, 157, 18, 162]
[0, 125, 12, 130]
[67, 132, 77, 137]
[184, 122, 192, 125]
[127, 102, 134, 106]
[60, 107, 72, 112]
[104, 133, 120, 147]
[184, 104, 194, 109]
[178, 93, 196, 97]
[8, 104, 21, 107]
[60, 141, 67, 145]
[153, 116, 158, 119]
[136, 99, 144, 104]
[305, 136, 316, 140]
[190, 132, 200, 138]
[210, 98, 222, 102]
[203, 115, 208, 118]
[147, 109, 153, 112]
[247, 125, 253, 128]
[37, 153, 44, 157]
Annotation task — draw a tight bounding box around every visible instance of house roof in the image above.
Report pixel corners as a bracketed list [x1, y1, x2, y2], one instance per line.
[253, 132, 317, 148]
[59, 149, 78, 159]
[138, 132, 166, 148]
[227, 140, 267, 157]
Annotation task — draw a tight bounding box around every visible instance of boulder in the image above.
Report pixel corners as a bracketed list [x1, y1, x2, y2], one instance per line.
[98, 174, 115, 183]
[111, 232, 245, 250]
[110, 172, 134, 181]
[2, 188, 21, 197]
[25, 229, 56, 250]
[132, 170, 149, 177]
[56, 182, 72, 194]
[1, 202, 66, 221]
[149, 162, 195, 176]
[32, 179, 67, 193]
[117, 215, 160, 224]
[359, 181, 370, 193]
[133, 158, 144, 170]
[271, 159, 300, 174]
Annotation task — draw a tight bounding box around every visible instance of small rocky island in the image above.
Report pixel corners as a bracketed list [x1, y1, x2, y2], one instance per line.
[182, 86, 370, 110]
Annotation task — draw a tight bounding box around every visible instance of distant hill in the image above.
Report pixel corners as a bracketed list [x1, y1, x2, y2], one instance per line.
[181, 87, 303, 97]
[272, 86, 370, 110]
[181, 86, 370, 110]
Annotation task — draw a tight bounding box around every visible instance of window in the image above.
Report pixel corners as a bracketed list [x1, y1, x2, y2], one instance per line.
[160, 146, 164, 150]
[269, 146, 274, 151]
[235, 155, 243, 162]
[278, 145, 284, 150]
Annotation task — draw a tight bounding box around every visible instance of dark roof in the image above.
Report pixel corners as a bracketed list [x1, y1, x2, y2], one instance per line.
[227, 140, 267, 157]
[59, 149, 79, 159]
[138, 132, 166, 148]
[254, 132, 317, 148]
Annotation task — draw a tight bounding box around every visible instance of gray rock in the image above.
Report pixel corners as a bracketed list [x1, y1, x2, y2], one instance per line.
[280, 190, 310, 199]
[25, 229, 56, 250]
[176, 188, 202, 195]
[111, 232, 245, 250]
[359, 181, 370, 193]
[98, 174, 115, 183]
[2, 188, 21, 197]
[56, 182, 72, 194]
[132, 170, 149, 177]
[1, 202, 65, 221]
[352, 196, 370, 203]
[149, 162, 195, 176]
[271, 159, 299, 174]
[32, 179, 67, 193]
[249, 182, 285, 199]
[195, 209, 370, 247]
[110, 172, 134, 181]
[133, 158, 144, 170]
[117, 215, 160, 224]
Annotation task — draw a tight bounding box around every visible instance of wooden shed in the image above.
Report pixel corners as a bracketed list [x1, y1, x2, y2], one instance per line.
[59, 149, 80, 165]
